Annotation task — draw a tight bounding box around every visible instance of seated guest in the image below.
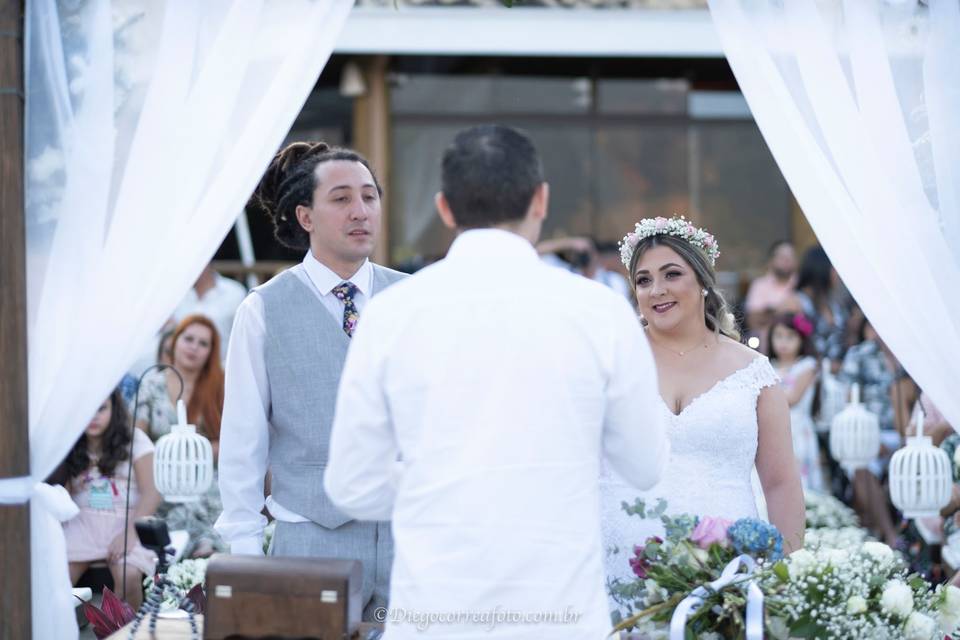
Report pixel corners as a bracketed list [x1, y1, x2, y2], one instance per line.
[840, 318, 914, 546]
[536, 236, 632, 300]
[745, 240, 796, 351]
[783, 246, 848, 371]
[56, 387, 160, 609]
[134, 314, 226, 557]
[172, 262, 247, 362]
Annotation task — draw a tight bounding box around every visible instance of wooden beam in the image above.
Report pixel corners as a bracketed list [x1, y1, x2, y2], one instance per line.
[0, 1, 31, 638]
[790, 192, 818, 255]
[352, 55, 392, 266]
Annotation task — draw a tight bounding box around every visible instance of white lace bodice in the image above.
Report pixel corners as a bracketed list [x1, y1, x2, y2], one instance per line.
[600, 356, 780, 592]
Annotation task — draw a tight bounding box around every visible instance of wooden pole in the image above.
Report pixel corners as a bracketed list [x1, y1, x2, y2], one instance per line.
[0, 0, 32, 638]
[353, 55, 392, 267]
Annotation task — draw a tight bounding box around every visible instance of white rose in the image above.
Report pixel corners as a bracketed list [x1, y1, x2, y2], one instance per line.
[644, 579, 666, 605]
[862, 541, 894, 562]
[903, 611, 937, 640]
[846, 595, 868, 615]
[938, 611, 960, 637]
[632, 619, 668, 640]
[767, 616, 791, 640]
[881, 580, 914, 618]
[944, 584, 960, 617]
[788, 549, 816, 578]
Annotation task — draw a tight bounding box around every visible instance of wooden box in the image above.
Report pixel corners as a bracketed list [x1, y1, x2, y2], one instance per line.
[204, 553, 362, 639]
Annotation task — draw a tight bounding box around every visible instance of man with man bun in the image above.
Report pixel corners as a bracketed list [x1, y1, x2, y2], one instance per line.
[215, 142, 405, 619]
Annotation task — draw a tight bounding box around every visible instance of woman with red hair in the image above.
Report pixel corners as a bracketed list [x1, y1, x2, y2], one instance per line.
[134, 314, 225, 557]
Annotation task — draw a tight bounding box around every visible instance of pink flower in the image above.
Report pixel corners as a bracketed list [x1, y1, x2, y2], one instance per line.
[628, 537, 662, 579]
[703, 236, 715, 248]
[791, 314, 814, 338]
[655, 218, 667, 231]
[690, 516, 733, 550]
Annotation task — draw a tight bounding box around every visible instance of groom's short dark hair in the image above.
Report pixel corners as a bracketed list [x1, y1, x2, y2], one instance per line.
[440, 124, 544, 229]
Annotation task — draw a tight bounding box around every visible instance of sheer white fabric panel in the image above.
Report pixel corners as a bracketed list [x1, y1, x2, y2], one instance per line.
[21, 1, 352, 637]
[707, 0, 960, 431]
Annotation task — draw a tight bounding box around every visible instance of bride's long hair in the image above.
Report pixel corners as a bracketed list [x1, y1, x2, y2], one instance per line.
[628, 234, 741, 341]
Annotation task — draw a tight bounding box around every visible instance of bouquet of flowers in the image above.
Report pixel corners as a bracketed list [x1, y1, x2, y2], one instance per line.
[143, 557, 208, 612]
[609, 499, 782, 639]
[804, 490, 859, 530]
[764, 541, 960, 639]
[608, 499, 960, 640]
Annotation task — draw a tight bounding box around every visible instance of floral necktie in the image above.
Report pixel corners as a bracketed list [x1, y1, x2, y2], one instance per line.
[331, 282, 360, 337]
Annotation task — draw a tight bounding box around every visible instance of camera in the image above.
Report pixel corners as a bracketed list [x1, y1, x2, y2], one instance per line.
[135, 516, 171, 572]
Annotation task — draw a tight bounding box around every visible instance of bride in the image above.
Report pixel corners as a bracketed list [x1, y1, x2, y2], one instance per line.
[600, 217, 805, 597]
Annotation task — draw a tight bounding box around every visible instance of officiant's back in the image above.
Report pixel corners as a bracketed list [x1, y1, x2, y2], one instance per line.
[326, 125, 670, 640]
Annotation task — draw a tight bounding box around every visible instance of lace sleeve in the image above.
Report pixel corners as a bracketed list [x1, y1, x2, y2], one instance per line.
[744, 356, 781, 393]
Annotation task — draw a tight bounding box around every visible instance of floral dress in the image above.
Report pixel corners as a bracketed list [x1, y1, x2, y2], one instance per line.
[839, 340, 906, 433]
[131, 369, 225, 556]
[796, 291, 847, 363]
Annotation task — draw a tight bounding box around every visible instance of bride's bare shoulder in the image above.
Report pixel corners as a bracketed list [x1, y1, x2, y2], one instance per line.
[715, 335, 763, 368]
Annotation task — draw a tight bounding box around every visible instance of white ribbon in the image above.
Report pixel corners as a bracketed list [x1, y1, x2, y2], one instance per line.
[0, 477, 81, 640]
[0, 475, 35, 504]
[669, 554, 765, 640]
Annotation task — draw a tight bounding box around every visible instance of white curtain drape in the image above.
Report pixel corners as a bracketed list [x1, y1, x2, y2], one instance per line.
[1, 1, 352, 637]
[707, 0, 960, 432]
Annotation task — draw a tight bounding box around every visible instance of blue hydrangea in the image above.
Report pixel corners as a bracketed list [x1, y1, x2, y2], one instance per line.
[727, 518, 783, 560]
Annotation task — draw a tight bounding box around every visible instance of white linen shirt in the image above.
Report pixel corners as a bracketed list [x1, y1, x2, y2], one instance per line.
[173, 272, 248, 361]
[325, 229, 669, 640]
[214, 253, 373, 555]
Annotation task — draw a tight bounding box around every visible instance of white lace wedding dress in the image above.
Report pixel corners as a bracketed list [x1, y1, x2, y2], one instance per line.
[599, 355, 780, 600]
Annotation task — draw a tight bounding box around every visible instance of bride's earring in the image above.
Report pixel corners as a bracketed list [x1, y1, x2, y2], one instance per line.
[701, 289, 708, 297]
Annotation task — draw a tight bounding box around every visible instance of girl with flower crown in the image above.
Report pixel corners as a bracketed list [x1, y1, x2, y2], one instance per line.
[600, 216, 805, 614]
[766, 313, 824, 492]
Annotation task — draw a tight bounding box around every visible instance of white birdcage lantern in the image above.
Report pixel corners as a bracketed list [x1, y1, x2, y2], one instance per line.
[153, 400, 214, 502]
[889, 405, 952, 519]
[816, 360, 848, 434]
[829, 383, 881, 473]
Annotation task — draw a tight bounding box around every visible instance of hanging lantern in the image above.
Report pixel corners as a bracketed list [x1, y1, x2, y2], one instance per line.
[889, 405, 952, 519]
[153, 400, 214, 502]
[816, 360, 848, 434]
[829, 383, 880, 473]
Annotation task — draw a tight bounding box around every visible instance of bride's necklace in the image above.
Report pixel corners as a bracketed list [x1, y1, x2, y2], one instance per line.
[649, 332, 713, 357]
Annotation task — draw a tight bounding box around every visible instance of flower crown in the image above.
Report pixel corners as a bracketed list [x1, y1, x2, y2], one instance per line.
[619, 216, 720, 268]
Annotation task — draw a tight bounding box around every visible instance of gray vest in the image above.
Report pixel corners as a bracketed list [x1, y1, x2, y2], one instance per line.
[258, 264, 406, 529]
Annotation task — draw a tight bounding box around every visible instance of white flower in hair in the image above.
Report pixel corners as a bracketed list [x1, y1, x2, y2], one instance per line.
[619, 215, 720, 268]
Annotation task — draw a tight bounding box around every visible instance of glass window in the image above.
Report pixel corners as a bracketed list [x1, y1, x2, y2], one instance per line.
[389, 74, 791, 300]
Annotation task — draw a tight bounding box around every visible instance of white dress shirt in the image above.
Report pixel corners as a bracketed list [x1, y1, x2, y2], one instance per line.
[173, 272, 248, 360]
[214, 253, 373, 555]
[325, 229, 669, 640]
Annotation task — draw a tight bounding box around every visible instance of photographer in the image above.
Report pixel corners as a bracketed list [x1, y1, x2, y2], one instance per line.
[536, 236, 631, 301]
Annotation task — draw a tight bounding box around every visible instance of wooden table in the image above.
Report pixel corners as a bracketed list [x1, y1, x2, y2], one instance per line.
[106, 615, 204, 640]
[107, 616, 385, 639]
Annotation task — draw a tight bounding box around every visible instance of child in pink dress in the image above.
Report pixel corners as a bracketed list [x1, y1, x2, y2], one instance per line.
[59, 388, 162, 609]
